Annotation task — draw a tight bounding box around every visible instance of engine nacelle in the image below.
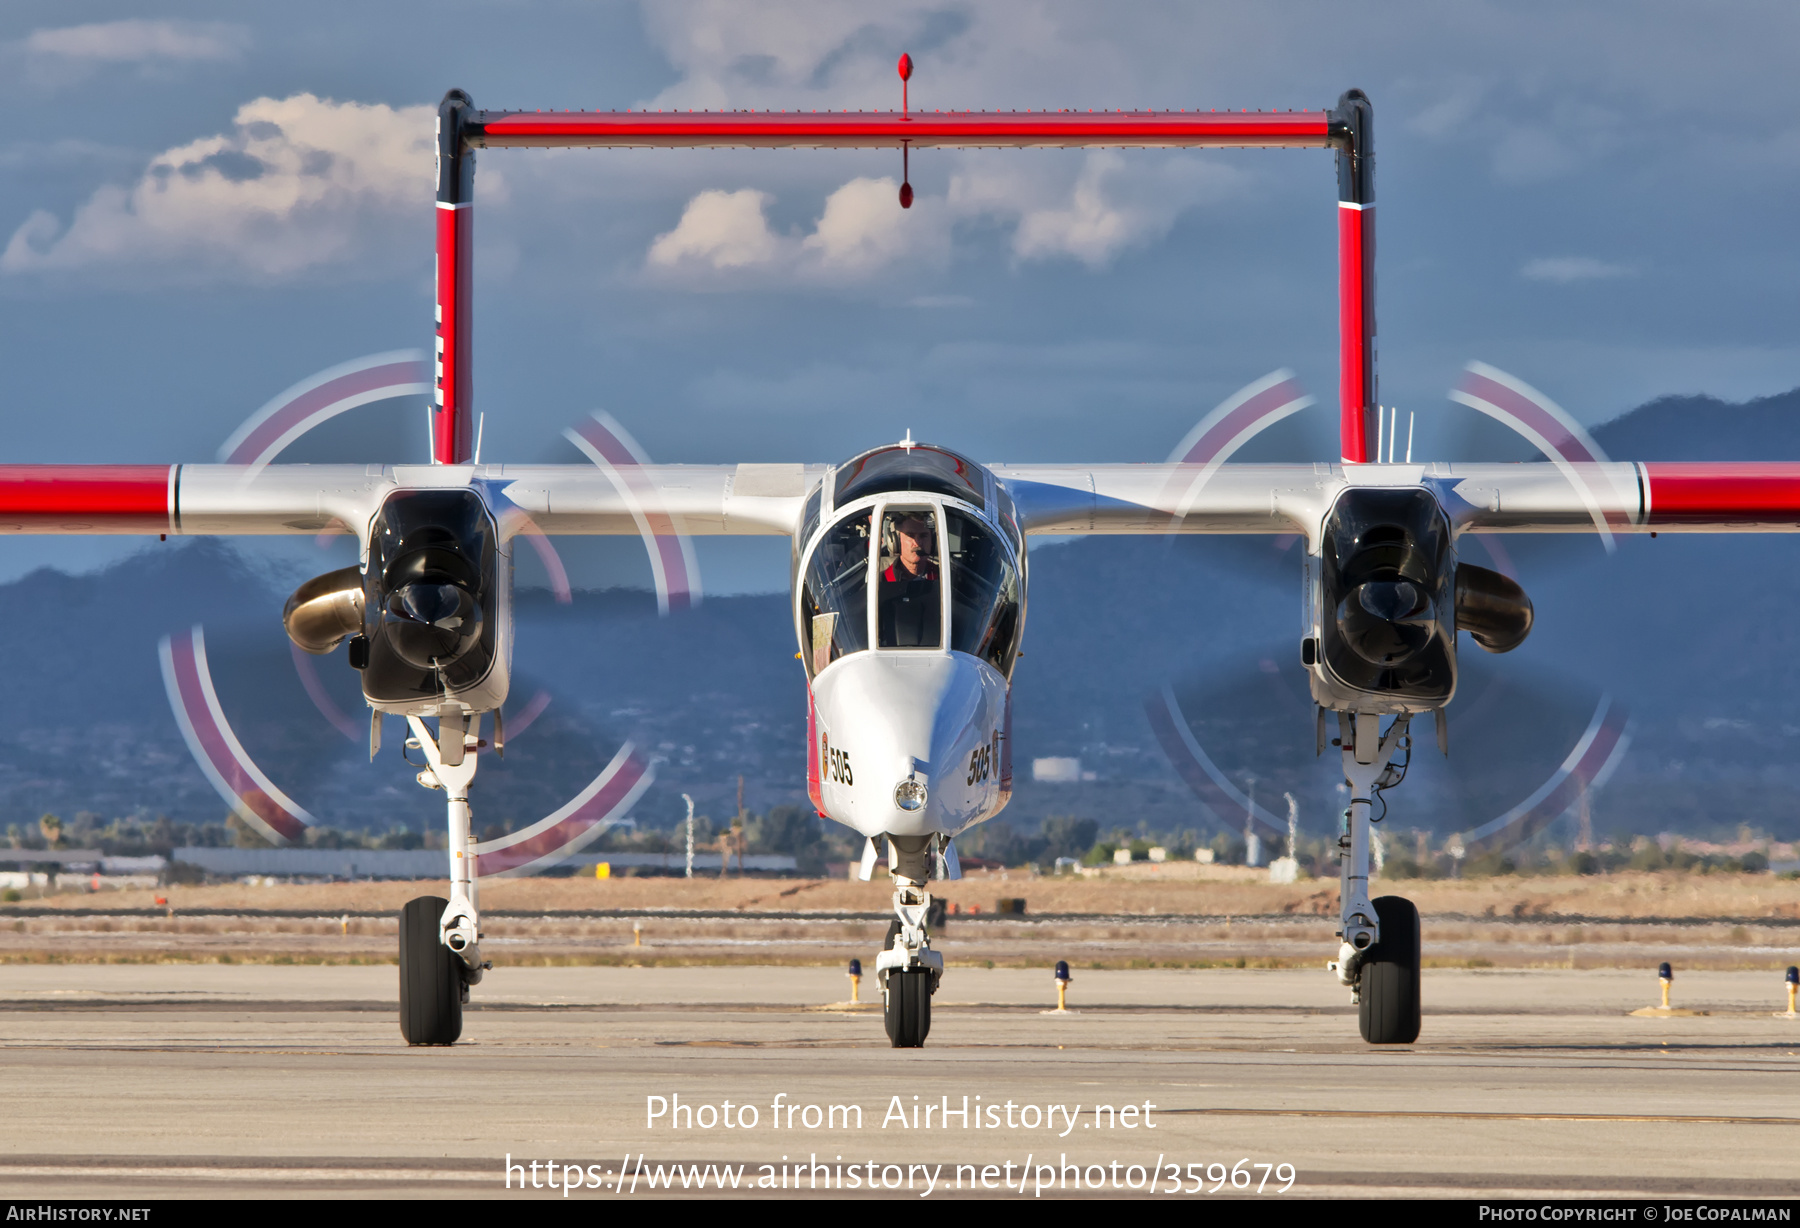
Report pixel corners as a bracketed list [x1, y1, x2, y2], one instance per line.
[357, 488, 509, 715]
[1310, 487, 1457, 709]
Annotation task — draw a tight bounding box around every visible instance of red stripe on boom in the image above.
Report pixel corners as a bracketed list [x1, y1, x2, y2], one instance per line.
[1645, 463, 1800, 524]
[1337, 206, 1374, 463]
[473, 109, 1334, 150]
[434, 205, 473, 464]
[0, 465, 172, 531]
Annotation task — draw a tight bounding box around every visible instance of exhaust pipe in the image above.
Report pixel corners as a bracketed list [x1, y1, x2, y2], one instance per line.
[283, 566, 365, 654]
[1455, 563, 1533, 653]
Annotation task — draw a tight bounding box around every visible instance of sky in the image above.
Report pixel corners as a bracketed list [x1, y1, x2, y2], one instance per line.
[2, 0, 1798, 593]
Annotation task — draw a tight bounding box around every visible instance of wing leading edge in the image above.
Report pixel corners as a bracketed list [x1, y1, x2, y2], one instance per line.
[5, 461, 1800, 540]
[1000, 461, 1800, 539]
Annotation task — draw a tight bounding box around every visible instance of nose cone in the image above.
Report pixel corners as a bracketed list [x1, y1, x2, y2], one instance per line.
[812, 652, 1008, 839]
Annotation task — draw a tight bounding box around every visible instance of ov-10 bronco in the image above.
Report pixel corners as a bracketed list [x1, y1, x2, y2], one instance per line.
[6, 67, 1794, 1050]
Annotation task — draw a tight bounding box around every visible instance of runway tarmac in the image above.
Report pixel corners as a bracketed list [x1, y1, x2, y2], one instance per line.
[2, 964, 1797, 1199]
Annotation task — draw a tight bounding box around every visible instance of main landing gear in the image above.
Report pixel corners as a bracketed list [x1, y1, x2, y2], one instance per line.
[875, 835, 946, 1048]
[398, 713, 491, 1046]
[1327, 711, 1422, 1045]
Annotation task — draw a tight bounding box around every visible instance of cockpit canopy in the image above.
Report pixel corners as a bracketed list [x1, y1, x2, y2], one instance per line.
[833, 444, 986, 510]
[800, 501, 1020, 679]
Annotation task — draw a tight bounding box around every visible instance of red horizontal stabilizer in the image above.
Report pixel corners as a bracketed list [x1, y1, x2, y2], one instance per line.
[472, 109, 1334, 150]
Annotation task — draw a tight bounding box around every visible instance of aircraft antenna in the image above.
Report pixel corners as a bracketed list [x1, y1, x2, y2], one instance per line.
[898, 54, 915, 208]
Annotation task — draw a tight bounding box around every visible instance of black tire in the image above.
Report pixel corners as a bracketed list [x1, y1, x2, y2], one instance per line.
[885, 969, 932, 1048]
[881, 921, 933, 1047]
[399, 895, 463, 1046]
[1359, 895, 1421, 1044]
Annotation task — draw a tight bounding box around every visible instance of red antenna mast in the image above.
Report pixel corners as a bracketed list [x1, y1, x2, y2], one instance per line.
[898, 53, 914, 209]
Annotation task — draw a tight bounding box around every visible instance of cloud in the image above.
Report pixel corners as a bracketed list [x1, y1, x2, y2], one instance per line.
[801, 176, 925, 274]
[643, 147, 1243, 288]
[1, 94, 435, 283]
[1521, 256, 1633, 284]
[647, 188, 783, 270]
[634, 3, 927, 111]
[950, 151, 1246, 269]
[22, 19, 249, 63]
[12, 19, 249, 85]
[1403, 77, 1491, 140]
[646, 176, 946, 285]
[1007, 156, 1182, 268]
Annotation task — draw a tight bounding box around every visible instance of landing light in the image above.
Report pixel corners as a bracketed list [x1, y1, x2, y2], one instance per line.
[894, 779, 927, 811]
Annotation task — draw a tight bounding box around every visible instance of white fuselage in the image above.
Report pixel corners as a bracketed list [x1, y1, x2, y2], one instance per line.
[794, 456, 1025, 844]
[809, 644, 1011, 841]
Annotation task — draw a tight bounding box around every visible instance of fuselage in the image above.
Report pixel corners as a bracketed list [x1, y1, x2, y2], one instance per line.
[793, 443, 1023, 842]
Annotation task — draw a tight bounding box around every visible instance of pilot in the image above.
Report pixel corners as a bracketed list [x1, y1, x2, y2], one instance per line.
[879, 513, 941, 647]
[885, 515, 937, 584]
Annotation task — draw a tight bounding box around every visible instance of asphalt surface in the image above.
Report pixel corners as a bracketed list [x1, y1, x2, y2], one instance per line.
[2, 964, 1798, 1199]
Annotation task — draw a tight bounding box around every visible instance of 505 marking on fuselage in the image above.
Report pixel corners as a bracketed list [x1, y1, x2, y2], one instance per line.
[822, 733, 854, 785]
[967, 731, 998, 786]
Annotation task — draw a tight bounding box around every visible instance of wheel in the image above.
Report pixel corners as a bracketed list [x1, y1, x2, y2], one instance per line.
[1358, 895, 1421, 1044]
[399, 895, 463, 1045]
[885, 969, 932, 1047]
[881, 921, 932, 1047]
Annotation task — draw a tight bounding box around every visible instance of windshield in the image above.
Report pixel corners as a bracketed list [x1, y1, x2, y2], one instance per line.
[835, 445, 985, 510]
[946, 508, 1021, 674]
[878, 508, 942, 648]
[800, 510, 870, 676]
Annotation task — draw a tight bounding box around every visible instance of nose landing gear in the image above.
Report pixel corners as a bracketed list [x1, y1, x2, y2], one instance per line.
[397, 712, 492, 1046]
[875, 835, 945, 1048]
[1328, 710, 1422, 1045]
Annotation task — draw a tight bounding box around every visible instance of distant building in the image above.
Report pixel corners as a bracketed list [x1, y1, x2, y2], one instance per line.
[1032, 757, 1082, 783]
[169, 848, 799, 879]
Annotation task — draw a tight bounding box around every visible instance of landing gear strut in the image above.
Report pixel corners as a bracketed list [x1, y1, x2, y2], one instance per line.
[1327, 711, 1422, 1045]
[397, 712, 491, 1046]
[875, 835, 944, 1048]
